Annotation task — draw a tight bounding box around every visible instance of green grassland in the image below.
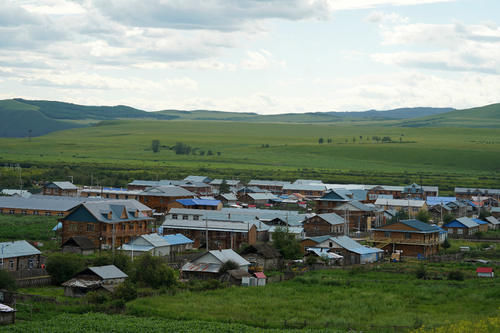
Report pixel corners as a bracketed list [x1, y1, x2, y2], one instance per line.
[127, 266, 499, 331]
[0, 119, 499, 192]
[0, 215, 57, 242]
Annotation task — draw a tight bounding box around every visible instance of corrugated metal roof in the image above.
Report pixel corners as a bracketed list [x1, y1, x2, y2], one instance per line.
[331, 236, 383, 255]
[49, 181, 78, 190]
[248, 180, 291, 187]
[282, 184, 326, 191]
[209, 179, 240, 186]
[176, 199, 221, 206]
[268, 226, 303, 234]
[184, 175, 211, 183]
[485, 216, 500, 225]
[219, 193, 237, 201]
[0, 196, 86, 211]
[181, 262, 220, 273]
[375, 198, 426, 208]
[455, 187, 500, 195]
[316, 213, 344, 225]
[444, 217, 479, 229]
[0, 240, 40, 257]
[208, 249, 250, 266]
[306, 247, 343, 259]
[162, 219, 252, 232]
[307, 235, 333, 244]
[138, 233, 170, 247]
[426, 196, 457, 206]
[247, 193, 278, 200]
[254, 272, 267, 279]
[0, 304, 15, 312]
[163, 233, 194, 245]
[119, 244, 154, 252]
[472, 218, 488, 225]
[88, 265, 128, 279]
[1, 189, 32, 198]
[76, 200, 153, 224]
[141, 186, 195, 197]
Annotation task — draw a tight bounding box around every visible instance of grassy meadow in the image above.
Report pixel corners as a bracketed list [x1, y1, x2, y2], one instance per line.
[0, 119, 499, 192]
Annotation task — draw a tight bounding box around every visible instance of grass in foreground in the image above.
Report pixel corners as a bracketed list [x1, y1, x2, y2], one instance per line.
[0, 214, 57, 242]
[127, 267, 499, 331]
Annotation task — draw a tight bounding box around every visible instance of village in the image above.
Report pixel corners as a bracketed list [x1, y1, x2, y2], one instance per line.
[0, 176, 498, 327]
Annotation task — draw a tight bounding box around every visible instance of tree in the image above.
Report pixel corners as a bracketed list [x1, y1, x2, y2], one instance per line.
[46, 253, 86, 285]
[416, 210, 431, 223]
[219, 260, 239, 274]
[219, 179, 230, 194]
[327, 138, 332, 144]
[92, 252, 132, 275]
[382, 136, 392, 143]
[442, 238, 451, 250]
[318, 137, 324, 144]
[390, 210, 409, 223]
[479, 208, 491, 220]
[0, 270, 16, 290]
[207, 150, 214, 156]
[272, 227, 302, 259]
[131, 253, 176, 289]
[443, 213, 455, 224]
[151, 140, 160, 153]
[112, 280, 137, 302]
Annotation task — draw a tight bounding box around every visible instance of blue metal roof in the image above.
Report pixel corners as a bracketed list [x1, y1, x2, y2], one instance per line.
[176, 199, 221, 206]
[426, 196, 457, 206]
[472, 218, 488, 225]
[163, 233, 194, 245]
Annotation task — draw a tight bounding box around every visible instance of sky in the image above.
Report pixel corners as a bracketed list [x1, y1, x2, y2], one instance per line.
[0, 0, 499, 114]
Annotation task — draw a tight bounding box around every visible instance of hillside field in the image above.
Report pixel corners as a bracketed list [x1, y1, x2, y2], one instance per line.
[0, 120, 499, 192]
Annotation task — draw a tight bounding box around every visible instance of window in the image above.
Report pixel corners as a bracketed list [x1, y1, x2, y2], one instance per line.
[125, 195, 128, 199]
[172, 214, 178, 220]
[28, 259, 34, 269]
[143, 197, 149, 203]
[129, 224, 134, 230]
[193, 215, 199, 221]
[45, 211, 51, 216]
[57, 212, 64, 217]
[9, 210, 14, 215]
[182, 215, 188, 220]
[405, 232, 411, 239]
[122, 224, 126, 231]
[384, 231, 391, 238]
[70, 224, 78, 232]
[87, 224, 95, 232]
[9, 260, 14, 270]
[33, 210, 39, 215]
[457, 229, 463, 235]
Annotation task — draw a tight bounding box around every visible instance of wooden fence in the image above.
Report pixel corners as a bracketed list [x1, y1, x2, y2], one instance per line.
[8, 269, 53, 288]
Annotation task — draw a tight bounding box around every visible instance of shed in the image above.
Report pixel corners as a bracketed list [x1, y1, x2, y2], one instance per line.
[62, 265, 128, 297]
[476, 267, 494, 278]
[0, 304, 15, 325]
[62, 236, 96, 255]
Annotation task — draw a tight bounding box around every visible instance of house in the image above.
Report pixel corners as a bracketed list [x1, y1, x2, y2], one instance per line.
[374, 198, 427, 216]
[442, 217, 480, 238]
[239, 193, 278, 206]
[60, 200, 154, 249]
[180, 249, 250, 280]
[455, 187, 500, 200]
[491, 207, 500, 218]
[169, 198, 223, 211]
[476, 267, 494, 278]
[209, 179, 241, 193]
[118, 233, 171, 257]
[0, 189, 31, 198]
[402, 183, 439, 200]
[62, 236, 97, 255]
[80, 188, 140, 200]
[216, 193, 238, 206]
[184, 175, 212, 184]
[300, 235, 382, 264]
[247, 180, 291, 194]
[303, 213, 345, 237]
[304, 248, 343, 265]
[329, 201, 380, 232]
[472, 219, 489, 233]
[315, 190, 351, 213]
[62, 265, 128, 297]
[0, 240, 41, 272]
[0, 304, 15, 325]
[240, 243, 283, 271]
[162, 233, 194, 253]
[162, 218, 257, 250]
[138, 186, 196, 213]
[43, 181, 78, 197]
[485, 216, 500, 230]
[371, 219, 441, 257]
[282, 183, 326, 198]
[268, 226, 304, 242]
[0, 195, 91, 217]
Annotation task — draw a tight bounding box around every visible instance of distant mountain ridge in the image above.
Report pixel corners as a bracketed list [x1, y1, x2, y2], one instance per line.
[0, 98, 497, 137]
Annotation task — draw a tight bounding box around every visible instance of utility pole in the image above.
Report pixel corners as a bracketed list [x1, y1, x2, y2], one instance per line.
[205, 215, 209, 251]
[112, 223, 116, 259]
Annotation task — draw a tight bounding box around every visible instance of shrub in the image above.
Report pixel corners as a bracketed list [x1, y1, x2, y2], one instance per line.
[46, 253, 86, 285]
[132, 253, 177, 289]
[219, 260, 239, 274]
[86, 291, 111, 305]
[113, 280, 137, 302]
[415, 264, 427, 279]
[0, 269, 16, 290]
[448, 270, 465, 281]
[442, 238, 451, 249]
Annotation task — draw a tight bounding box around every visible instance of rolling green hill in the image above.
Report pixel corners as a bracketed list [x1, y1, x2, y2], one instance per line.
[397, 103, 500, 128]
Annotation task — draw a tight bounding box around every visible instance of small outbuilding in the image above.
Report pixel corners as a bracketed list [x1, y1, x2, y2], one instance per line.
[0, 304, 15, 325]
[62, 265, 128, 297]
[476, 267, 494, 278]
[62, 236, 96, 255]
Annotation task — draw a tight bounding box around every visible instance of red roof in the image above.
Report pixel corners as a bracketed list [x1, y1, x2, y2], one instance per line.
[254, 272, 266, 279]
[476, 267, 493, 273]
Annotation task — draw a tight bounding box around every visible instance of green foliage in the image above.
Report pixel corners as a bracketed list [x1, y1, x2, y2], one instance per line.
[447, 270, 465, 281]
[443, 213, 455, 224]
[173, 142, 192, 155]
[416, 210, 431, 223]
[219, 179, 230, 194]
[415, 264, 427, 279]
[271, 227, 301, 259]
[131, 253, 176, 289]
[151, 140, 160, 153]
[0, 269, 16, 290]
[390, 210, 409, 223]
[0, 214, 58, 241]
[85, 291, 111, 305]
[113, 280, 137, 302]
[442, 238, 451, 249]
[479, 208, 491, 219]
[318, 137, 324, 144]
[46, 253, 86, 285]
[219, 260, 239, 274]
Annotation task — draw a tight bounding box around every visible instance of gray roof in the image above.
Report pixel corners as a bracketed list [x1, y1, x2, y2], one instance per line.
[0, 240, 40, 258]
[163, 218, 253, 233]
[87, 265, 128, 279]
[335, 200, 375, 212]
[312, 213, 344, 225]
[490, 207, 500, 213]
[1, 189, 32, 198]
[210, 179, 240, 186]
[455, 187, 500, 195]
[375, 198, 426, 208]
[0, 195, 89, 211]
[485, 216, 500, 225]
[219, 193, 237, 201]
[293, 179, 324, 185]
[79, 200, 153, 224]
[247, 193, 278, 200]
[282, 184, 327, 191]
[181, 262, 221, 273]
[184, 175, 211, 183]
[248, 180, 291, 187]
[208, 249, 250, 266]
[134, 233, 170, 247]
[48, 181, 78, 190]
[456, 217, 480, 228]
[331, 236, 383, 255]
[140, 186, 195, 197]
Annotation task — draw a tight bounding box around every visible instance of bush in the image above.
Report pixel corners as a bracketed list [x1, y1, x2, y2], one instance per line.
[46, 253, 86, 285]
[92, 252, 132, 275]
[415, 264, 427, 279]
[448, 270, 465, 281]
[219, 260, 239, 274]
[272, 227, 302, 260]
[113, 280, 137, 302]
[0, 269, 16, 290]
[86, 291, 111, 305]
[131, 253, 177, 289]
[442, 238, 451, 249]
